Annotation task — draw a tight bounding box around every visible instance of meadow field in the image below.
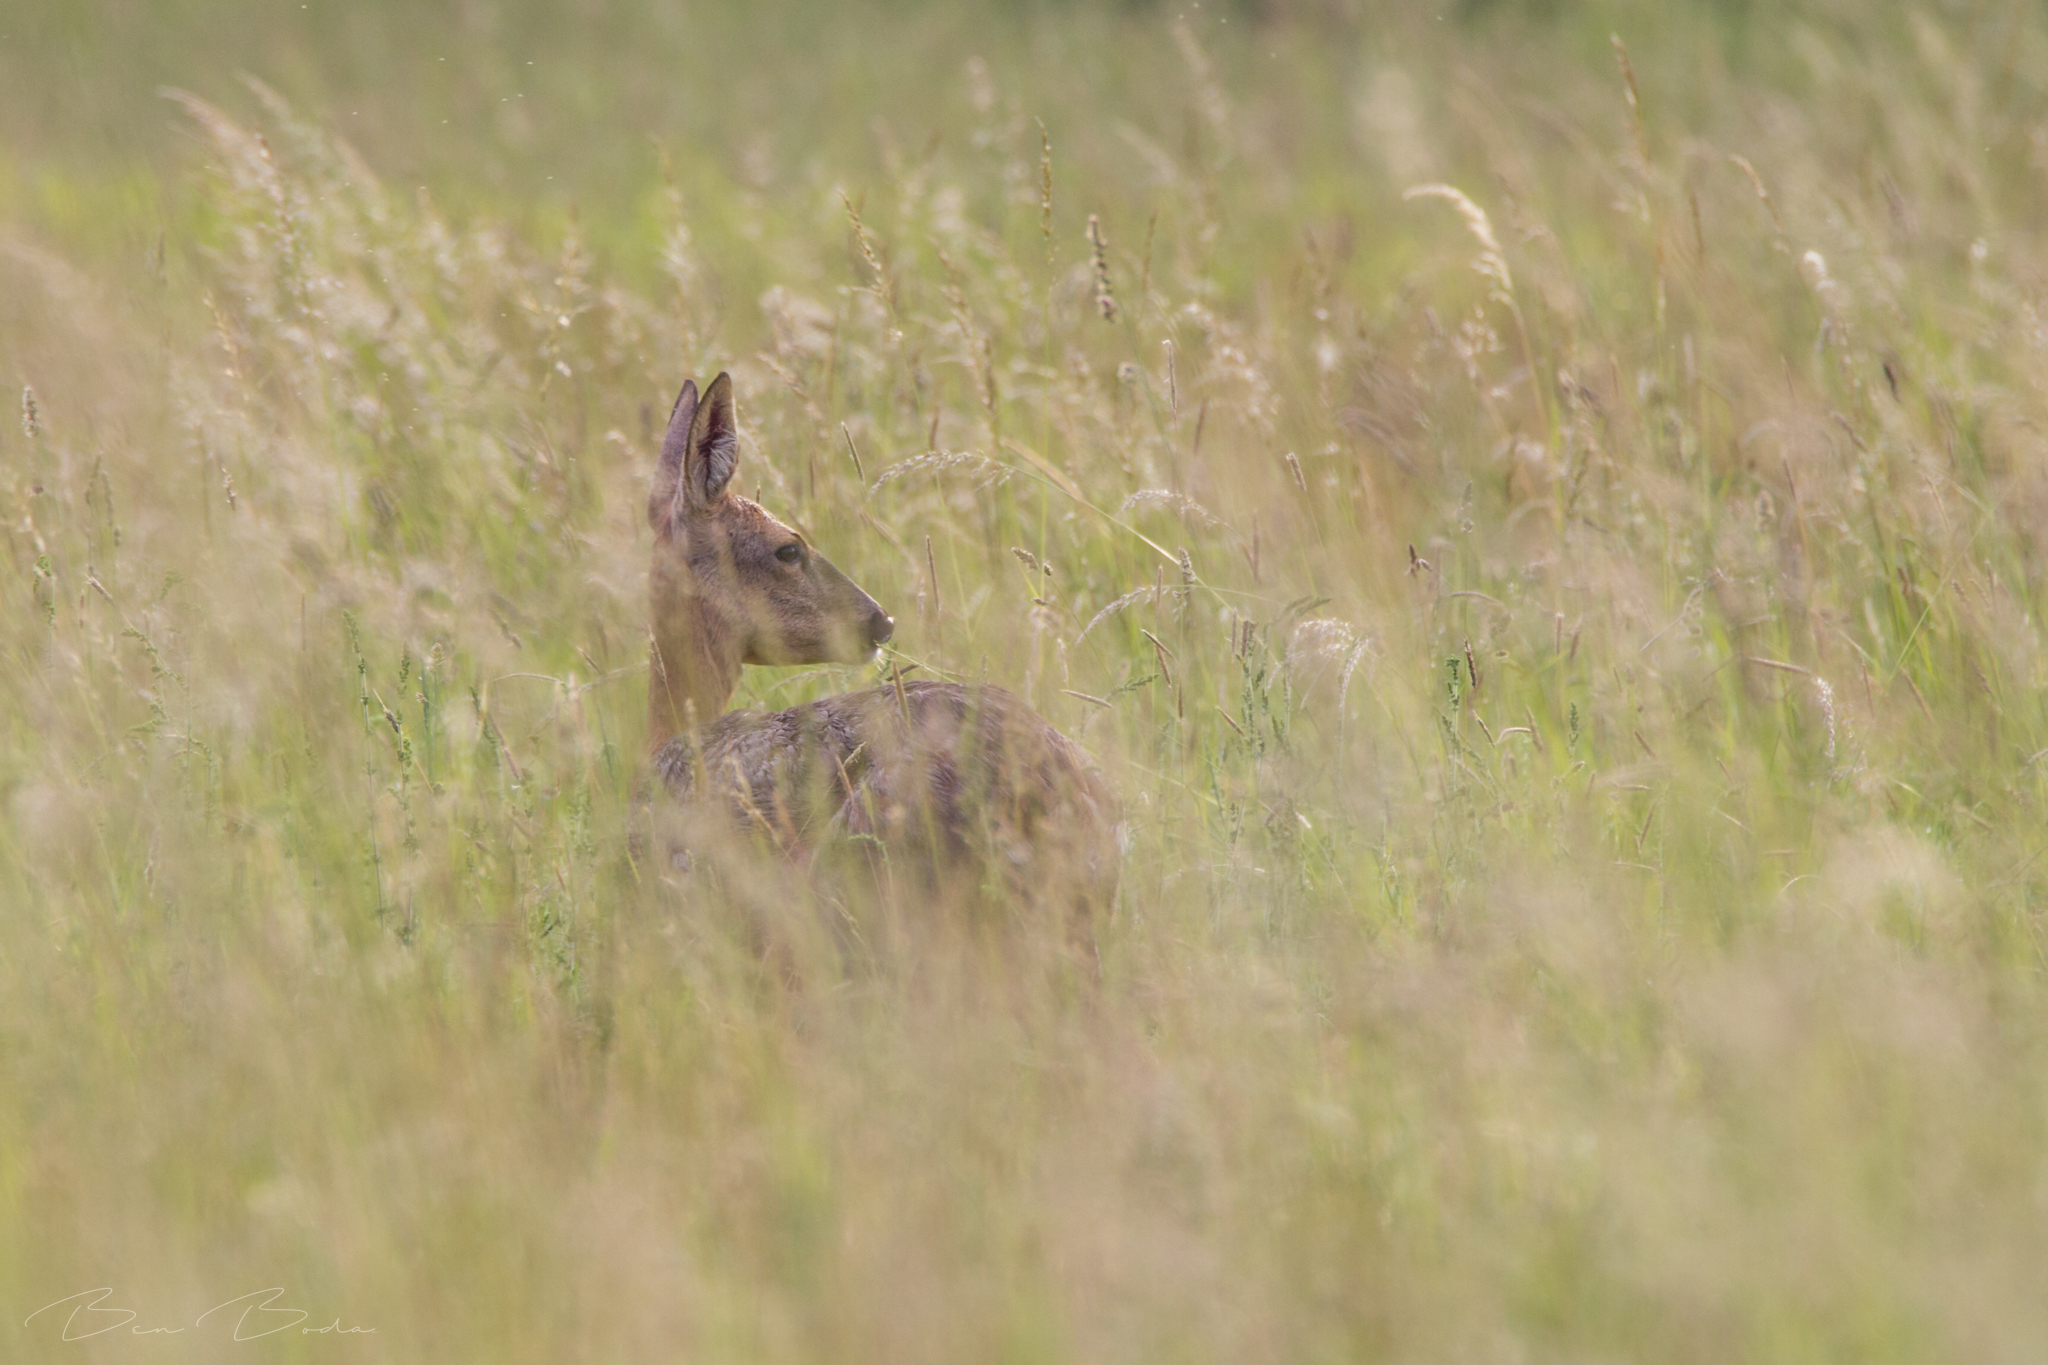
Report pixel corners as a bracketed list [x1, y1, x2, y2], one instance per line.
[7, 0, 2048, 1359]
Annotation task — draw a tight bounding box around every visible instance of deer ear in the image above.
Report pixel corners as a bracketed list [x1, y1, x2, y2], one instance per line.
[650, 378, 699, 536]
[686, 371, 739, 507]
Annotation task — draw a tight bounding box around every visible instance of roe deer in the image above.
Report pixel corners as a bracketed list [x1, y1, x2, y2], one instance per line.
[643, 371, 1119, 957]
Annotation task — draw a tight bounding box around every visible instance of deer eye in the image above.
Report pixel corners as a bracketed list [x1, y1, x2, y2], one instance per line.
[775, 542, 805, 565]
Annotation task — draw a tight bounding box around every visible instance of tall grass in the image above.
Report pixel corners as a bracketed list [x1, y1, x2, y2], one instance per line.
[7, 2, 2048, 1360]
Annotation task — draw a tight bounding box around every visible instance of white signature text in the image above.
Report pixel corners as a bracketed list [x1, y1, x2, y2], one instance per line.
[25, 1288, 375, 1342]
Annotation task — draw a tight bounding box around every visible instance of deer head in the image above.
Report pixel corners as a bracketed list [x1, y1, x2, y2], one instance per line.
[647, 372, 894, 745]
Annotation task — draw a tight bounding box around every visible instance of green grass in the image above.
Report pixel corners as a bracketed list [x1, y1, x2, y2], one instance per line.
[7, 1, 2048, 1360]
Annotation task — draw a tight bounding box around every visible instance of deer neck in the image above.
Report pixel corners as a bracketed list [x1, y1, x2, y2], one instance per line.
[647, 594, 742, 751]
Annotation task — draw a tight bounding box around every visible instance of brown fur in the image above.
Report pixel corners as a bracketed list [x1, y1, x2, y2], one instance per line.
[644, 373, 1120, 955]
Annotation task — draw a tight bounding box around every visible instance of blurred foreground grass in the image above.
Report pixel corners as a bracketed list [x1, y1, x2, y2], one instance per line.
[8, 1, 2048, 1360]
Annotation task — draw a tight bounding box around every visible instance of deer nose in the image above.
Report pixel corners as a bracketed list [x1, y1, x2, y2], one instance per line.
[867, 610, 895, 646]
